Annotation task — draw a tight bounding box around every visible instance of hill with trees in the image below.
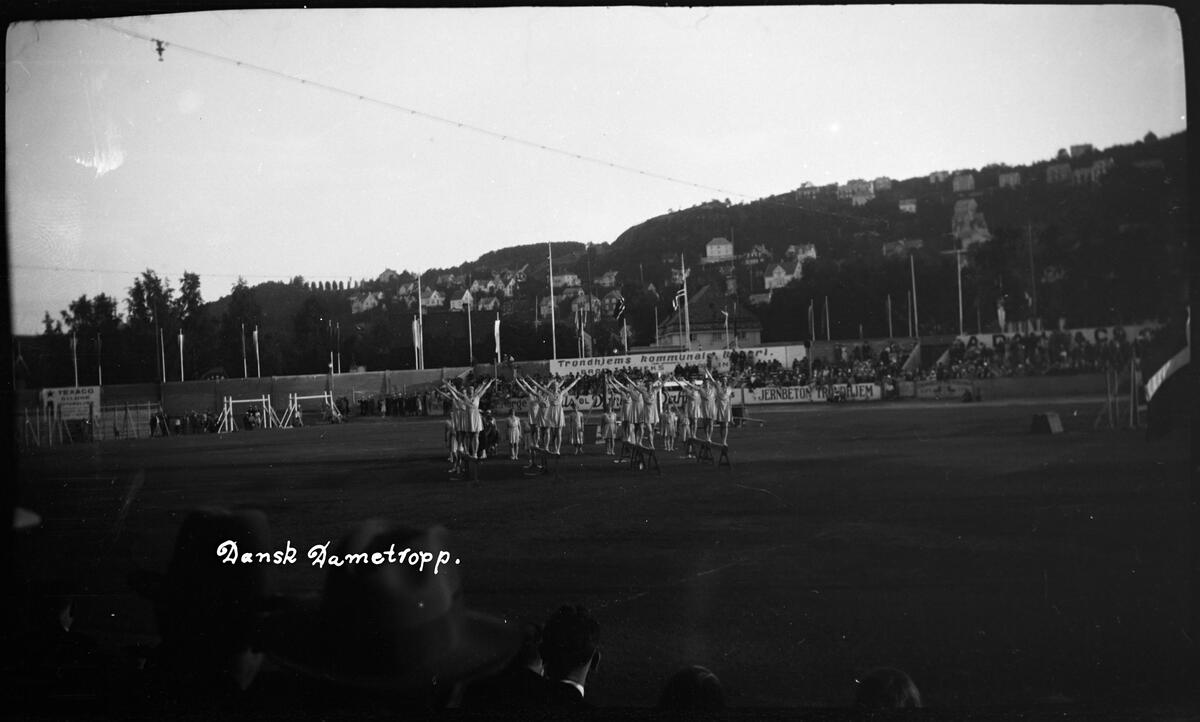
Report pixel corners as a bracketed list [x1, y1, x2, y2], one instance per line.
[19, 131, 1186, 388]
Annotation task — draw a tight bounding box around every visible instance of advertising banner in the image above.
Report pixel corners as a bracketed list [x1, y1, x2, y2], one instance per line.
[742, 382, 881, 405]
[548, 344, 808, 377]
[40, 386, 101, 420]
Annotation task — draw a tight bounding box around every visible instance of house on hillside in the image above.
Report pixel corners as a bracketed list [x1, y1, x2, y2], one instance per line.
[744, 244, 773, 265]
[602, 290, 624, 317]
[839, 179, 874, 204]
[538, 294, 564, 320]
[420, 287, 445, 309]
[560, 285, 585, 300]
[595, 270, 620, 288]
[952, 173, 975, 193]
[785, 244, 818, 262]
[763, 260, 801, 289]
[476, 295, 501, 312]
[873, 176, 893, 192]
[748, 291, 773, 307]
[494, 276, 518, 298]
[449, 289, 473, 312]
[928, 170, 949, 184]
[656, 285, 762, 349]
[552, 273, 582, 289]
[351, 291, 384, 314]
[377, 268, 401, 284]
[570, 293, 601, 316]
[796, 183, 820, 200]
[899, 198, 918, 214]
[705, 237, 734, 262]
[953, 199, 992, 249]
[882, 239, 924, 258]
[1070, 143, 1094, 158]
[998, 171, 1021, 189]
[1087, 158, 1115, 184]
[1046, 162, 1073, 184]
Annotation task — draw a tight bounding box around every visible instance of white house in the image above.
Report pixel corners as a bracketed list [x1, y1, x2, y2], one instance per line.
[952, 173, 975, 193]
[448, 289, 473, 312]
[476, 295, 501, 312]
[763, 260, 801, 289]
[351, 291, 383, 314]
[552, 273, 582, 289]
[420, 287, 444, 309]
[899, 198, 918, 214]
[998, 171, 1021, 189]
[785, 244, 818, 262]
[705, 237, 734, 261]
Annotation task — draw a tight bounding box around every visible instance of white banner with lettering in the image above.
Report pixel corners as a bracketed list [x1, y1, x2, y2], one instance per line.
[742, 383, 882, 405]
[39, 386, 101, 420]
[548, 344, 808, 377]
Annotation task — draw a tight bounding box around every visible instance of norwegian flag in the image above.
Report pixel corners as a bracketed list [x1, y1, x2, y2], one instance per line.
[613, 298, 626, 320]
[672, 289, 686, 311]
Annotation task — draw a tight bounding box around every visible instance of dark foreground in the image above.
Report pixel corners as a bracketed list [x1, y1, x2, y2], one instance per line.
[11, 399, 1196, 714]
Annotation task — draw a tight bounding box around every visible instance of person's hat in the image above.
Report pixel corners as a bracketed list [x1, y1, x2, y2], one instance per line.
[259, 521, 519, 692]
[129, 507, 283, 646]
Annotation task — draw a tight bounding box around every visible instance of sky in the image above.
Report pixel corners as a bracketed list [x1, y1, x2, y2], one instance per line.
[6, 6, 1188, 335]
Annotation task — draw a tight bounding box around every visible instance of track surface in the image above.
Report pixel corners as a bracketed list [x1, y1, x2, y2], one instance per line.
[13, 399, 1194, 709]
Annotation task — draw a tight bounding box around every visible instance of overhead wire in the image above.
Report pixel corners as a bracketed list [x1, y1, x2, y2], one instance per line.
[88, 18, 887, 230]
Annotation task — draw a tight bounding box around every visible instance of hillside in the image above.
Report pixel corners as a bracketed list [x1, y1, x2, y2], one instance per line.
[24, 131, 1188, 387]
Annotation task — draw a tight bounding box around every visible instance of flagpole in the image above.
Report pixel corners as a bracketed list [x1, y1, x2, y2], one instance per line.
[413, 316, 421, 370]
[97, 333, 103, 386]
[808, 299, 814, 381]
[623, 319, 629, 354]
[548, 242, 557, 360]
[887, 294, 893, 339]
[467, 297, 474, 365]
[178, 331, 184, 382]
[241, 323, 248, 378]
[910, 254, 921, 341]
[72, 333, 78, 387]
[254, 325, 261, 378]
[654, 306, 659, 346]
[160, 328, 167, 384]
[494, 312, 501, 369]
[336, 322, 341, 374]
[417, 272, 425, 370]
[825, 296, 831, 342]
[680, 254, 691, 351]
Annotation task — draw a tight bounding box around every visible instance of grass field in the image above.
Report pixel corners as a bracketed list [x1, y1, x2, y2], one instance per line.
[12, 398, 1195, 711]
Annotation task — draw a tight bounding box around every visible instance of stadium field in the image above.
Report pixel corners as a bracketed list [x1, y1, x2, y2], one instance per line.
[13, 398, 1194, 710]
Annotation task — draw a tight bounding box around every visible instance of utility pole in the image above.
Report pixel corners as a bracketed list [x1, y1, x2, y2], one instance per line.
[1027, 222, 1038, 330]
[548, 242, 557, 360]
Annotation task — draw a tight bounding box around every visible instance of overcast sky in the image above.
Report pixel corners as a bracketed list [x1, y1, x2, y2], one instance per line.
[6, 6, 1187, 335]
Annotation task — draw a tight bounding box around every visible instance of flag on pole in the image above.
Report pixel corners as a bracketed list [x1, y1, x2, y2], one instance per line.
[613, 298, 626, 320]
[672, 289, 686, 310]
[412, 317, 422, 349]
[494, 316, 501, 359]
